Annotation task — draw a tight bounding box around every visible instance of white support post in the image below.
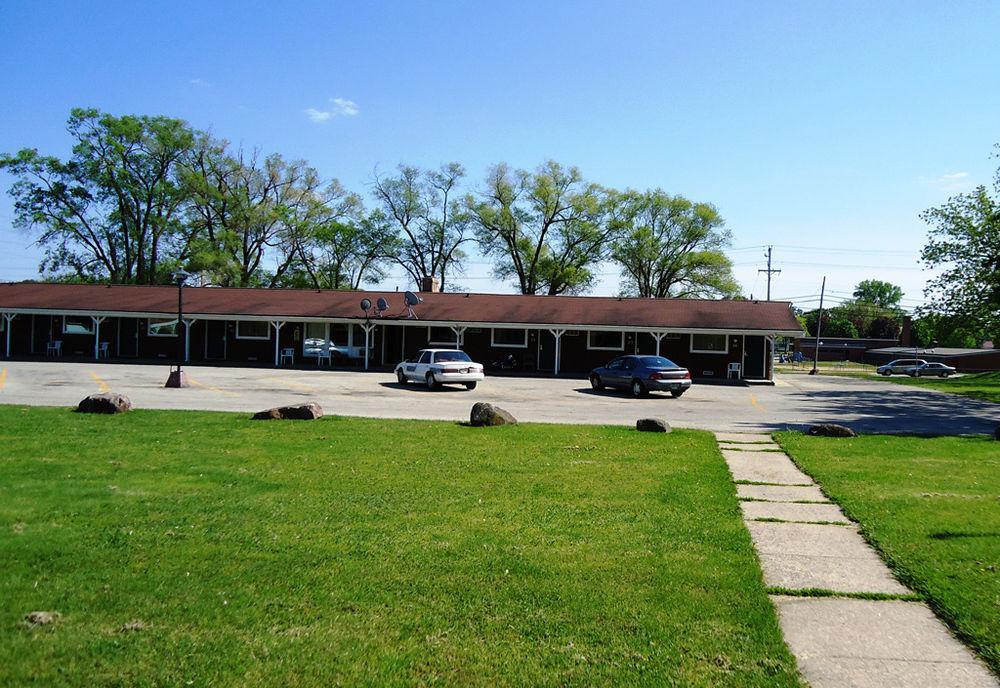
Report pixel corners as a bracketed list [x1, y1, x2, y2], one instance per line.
[183, 318, 197, 362]
[450, 325, 466, 350]
[271, 321, 285, 366]
[3, 313, 14, 359]
[91, 316, 107, 360]
[549, 328, 567, 376]
[362, 322, 376, 370]
[651, 331, 667, 357]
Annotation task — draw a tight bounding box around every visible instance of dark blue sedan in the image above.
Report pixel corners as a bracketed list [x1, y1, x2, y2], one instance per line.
[589, 355, 692, 398]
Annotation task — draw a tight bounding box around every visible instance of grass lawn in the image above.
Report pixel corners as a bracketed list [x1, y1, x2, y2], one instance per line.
[0, 406, 800, 687]
[883, 371, 1000, 405]
[776, 432, 1000, 674]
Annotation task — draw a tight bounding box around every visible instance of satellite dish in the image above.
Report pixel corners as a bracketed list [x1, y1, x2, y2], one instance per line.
[404, 290, 423, 319]
[376, 297, 389, 314]
[360, 298, 372, 314]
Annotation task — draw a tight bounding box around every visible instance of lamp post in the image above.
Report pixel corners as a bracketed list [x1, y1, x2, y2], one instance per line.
[165, 269, 190, 388]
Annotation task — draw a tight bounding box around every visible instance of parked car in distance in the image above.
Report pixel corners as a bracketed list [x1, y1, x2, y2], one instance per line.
[909, 362, 956, 378]
[395, 349, 485, 390]
[876, 359, 927, 376]
[590, 355, 692, 398]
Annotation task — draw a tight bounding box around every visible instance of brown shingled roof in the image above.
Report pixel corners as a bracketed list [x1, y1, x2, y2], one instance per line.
[0, 282, 803, 333]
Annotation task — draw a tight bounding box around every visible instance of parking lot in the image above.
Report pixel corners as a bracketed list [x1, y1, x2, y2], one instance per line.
[0, 360, 995, 434]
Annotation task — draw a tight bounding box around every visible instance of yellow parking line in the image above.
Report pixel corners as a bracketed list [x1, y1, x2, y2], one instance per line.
[278, 379, 318, 393]
[0, 368, 7, 391]
[187, 377, 238, 397]
[750, 394, 766, 412]
[90, 371, 110, 393]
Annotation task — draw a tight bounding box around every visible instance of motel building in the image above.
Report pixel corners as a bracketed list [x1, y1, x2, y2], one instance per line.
[0, 282, 803, 381]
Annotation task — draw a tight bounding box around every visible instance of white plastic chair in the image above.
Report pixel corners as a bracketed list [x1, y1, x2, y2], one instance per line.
[727, 362, 741, 379]
[99, 342, 110, 359]
[47, 340, 62, 357]
[280, 348, 295, 366]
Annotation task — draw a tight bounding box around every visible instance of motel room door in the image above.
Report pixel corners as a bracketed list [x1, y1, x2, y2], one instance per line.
[537, 330, 556, 372]
[205, 320, 227, 360]
[118, 318, 138, 357]
[743, 336, 766, 379]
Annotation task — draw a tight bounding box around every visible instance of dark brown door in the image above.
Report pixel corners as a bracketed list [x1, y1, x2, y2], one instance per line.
[206, 320, 227, 360]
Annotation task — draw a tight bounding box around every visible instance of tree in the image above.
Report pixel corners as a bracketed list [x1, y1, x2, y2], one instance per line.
[1, 108, 198, 283]
[183, 145, 325, 287]
[852, 279, 903, 309]
[467, 161, 611, 295]
[371, 163, 472, 291]
[608, 189, 739, 298]
[919, 148, 1000, 341]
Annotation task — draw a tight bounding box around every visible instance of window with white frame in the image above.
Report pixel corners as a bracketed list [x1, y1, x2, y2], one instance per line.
[491, 328, 528, 348]
[63, 316, 94, 335]
[587, 330, 624, 350]
[303, 322, 328, 357]
[235, 320, 270, 340]
[148, 318, 179, 337]
[329, 323, 350, 348]
[428, 326, 460, 346]
[690, 333, 728, 354]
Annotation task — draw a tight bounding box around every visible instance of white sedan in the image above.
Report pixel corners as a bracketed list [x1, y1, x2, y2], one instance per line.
[395, 349, 485, 390]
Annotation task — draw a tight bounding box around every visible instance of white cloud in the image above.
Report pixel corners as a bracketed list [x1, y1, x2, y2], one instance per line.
[304, 108, 333, 123]
[330, 97, 359, 116]
[303, 97, 360, 123]
[938, 171, 968, 181]
[918, 171, 972, 192]
[189, 78, 209, 86]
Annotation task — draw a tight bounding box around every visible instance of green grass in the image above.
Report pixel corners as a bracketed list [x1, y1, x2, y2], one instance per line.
[0, 406, 801, 687]
[775, 360, 877, 377]
[776, 432, 1000, 674]
[884, 371, 1000, 404]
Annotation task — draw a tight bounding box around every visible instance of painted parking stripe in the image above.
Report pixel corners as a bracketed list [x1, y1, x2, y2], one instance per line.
[750, 394, 766, 412]
[187, 377, 239, 397]
[0, 367, 6, 391]
[90, 372, 110, 393]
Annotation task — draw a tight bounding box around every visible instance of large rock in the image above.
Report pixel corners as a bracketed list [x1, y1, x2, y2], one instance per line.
[636, 418, 671, 433]
[76, 392, 132, 414]
[251, 403, 324, 421]
[807, 423, 857, 438]
[469, 402, 516, 427]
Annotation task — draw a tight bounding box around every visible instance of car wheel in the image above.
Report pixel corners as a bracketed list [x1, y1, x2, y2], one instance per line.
[396, 369, 407, 385]
[913, 371, 921, 377]
[941, 372, 949, 378]
[465, 381, 477, 390]
[671, 389, 685, 398]
[590, 374, 603, 390]
[631, 379, 647, 398]
[426, 373, 439, 390]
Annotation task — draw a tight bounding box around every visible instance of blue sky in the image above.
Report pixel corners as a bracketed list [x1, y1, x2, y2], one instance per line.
[2, 0, 998, 311]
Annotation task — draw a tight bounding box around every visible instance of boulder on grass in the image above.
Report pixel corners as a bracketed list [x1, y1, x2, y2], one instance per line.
[251, 403, 323, 421]
[807, 423, 857, 438]
[636, 418, 671, 433]
[469, 402, 516, 427]
[76, 392, 132, 414]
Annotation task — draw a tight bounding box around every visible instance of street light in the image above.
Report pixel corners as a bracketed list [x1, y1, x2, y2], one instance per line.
[164, 269, 190, 388]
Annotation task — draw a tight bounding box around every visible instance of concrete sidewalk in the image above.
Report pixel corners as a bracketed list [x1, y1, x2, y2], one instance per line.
[717, 432, 997, 687]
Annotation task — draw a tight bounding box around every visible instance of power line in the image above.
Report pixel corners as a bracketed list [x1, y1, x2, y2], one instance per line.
[757, 246, 781, 300]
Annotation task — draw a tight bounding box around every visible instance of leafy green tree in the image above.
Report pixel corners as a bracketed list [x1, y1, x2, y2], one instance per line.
[852, 279, 904, 309]
[911, 313, 988, 348]
[608, 189, 739, 298]
[1, 108, 197, 283]
[372, 163, 472, 291]
[467, 161, 610, 295]
[919, 148, 1000, 341]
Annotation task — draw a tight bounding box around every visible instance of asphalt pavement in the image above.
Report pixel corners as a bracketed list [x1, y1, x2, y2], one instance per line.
[0, 361, 995, 434]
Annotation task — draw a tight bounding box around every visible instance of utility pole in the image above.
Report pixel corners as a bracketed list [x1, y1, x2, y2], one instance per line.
[758, 246, 781, 301]
[809, 276, 826, 375]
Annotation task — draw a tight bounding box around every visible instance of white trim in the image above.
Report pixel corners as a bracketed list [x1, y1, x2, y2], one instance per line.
[235, 320, 271, 340]
[148, 317, 180, 337]
[62, 315, 95, 335]
[690, 333, 730, 355]
[587, 330, 625, 351]
[427, 325, 460, 346]
[491, 327, 528, 348]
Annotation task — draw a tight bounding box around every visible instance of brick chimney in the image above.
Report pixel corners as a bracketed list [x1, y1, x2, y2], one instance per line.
[420, 276, 441, 293]
[900, 316, 912, 346]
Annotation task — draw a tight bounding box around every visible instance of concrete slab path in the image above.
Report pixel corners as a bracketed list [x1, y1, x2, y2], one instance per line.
[716, 432, 998, 687]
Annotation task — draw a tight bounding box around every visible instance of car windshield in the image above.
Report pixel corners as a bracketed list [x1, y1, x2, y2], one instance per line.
[435, 351, 472, 363]
[640, 356, 679, 368]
